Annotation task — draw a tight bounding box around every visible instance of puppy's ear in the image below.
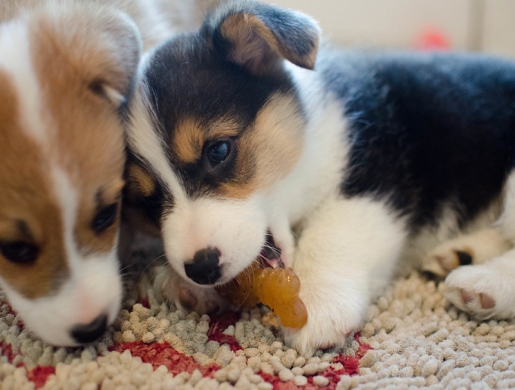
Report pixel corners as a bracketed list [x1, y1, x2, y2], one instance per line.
[36, 3, 143, 108]
[82, 9, 143, 108]
[202, 0, 320, 74]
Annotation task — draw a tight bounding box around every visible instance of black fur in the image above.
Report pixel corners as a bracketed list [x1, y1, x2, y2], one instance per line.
[320, 51, 515, 231]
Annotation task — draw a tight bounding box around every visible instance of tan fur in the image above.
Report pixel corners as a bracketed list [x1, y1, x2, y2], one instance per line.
[220, 94, 304, 198]
[127, 164, 156, 198]
[0, 70, 69, 299]
[173, 119, 205, 164]
[220, 14, 280, 73]
[124, 164, 161, 236]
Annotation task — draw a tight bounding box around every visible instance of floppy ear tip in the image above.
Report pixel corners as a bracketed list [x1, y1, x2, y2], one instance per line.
[89, 79, 127, 108]
[281, 13, 320, 70]
[101, 84, 127, 107]
[91, 10, 142, 107]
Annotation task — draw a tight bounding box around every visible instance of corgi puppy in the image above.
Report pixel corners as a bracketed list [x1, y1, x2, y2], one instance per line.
[125, 0, 515, 356]
[0, 0, 206, 346]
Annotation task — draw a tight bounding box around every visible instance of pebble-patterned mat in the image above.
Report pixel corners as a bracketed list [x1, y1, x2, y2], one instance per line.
[2, 263, 515, 389]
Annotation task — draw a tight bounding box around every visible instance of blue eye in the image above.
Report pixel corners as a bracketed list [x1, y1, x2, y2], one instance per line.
[206, 140, 231, 165]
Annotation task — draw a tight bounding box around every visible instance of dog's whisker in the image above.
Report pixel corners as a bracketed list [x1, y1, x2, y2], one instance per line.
[136, 253, 168, 282]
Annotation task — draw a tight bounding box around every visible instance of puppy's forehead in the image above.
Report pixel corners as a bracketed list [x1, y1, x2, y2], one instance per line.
[144, 34, 291, 140]
[29, 18, 125, 171]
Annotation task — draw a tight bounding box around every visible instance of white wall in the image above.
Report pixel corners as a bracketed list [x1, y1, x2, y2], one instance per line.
[262, 0, 515, 58]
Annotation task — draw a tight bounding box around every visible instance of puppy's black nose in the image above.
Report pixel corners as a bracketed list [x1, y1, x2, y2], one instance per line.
[185, 247, 221, 285]
[70, 314, 108, 344]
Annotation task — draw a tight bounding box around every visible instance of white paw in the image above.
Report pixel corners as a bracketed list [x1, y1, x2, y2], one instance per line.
[153, 265, 229, 315]
[444, 264, 514, 320]
[281, 275, 366, 357]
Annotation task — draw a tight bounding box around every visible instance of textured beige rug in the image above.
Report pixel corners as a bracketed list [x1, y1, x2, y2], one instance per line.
[2, 253, 515, 389]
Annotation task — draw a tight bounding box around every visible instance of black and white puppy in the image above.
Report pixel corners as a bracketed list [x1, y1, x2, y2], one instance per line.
[125, 0, 515, 356]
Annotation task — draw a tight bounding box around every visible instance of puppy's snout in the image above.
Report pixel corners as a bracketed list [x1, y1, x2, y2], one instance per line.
[70, 314, 108, 344]
[185, 247, 221, 285]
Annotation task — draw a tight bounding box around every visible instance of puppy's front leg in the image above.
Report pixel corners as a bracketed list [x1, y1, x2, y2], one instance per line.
[283, 196, 406, 357]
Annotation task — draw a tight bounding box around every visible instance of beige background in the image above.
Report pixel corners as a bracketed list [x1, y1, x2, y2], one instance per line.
[263, 0, 515, 58]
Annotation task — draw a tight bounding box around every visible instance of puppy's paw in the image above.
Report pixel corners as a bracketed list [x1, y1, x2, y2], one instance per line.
[423, 229, 510, 277]
[444, 264, 513, 320]
[281, 278, 365, 357]
[422, 244, 473, 277]
[154, 265, 229, 315]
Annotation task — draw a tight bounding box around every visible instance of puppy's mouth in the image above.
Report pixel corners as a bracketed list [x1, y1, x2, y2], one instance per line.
[215, 230, 284, 304]
[258, 230, 284, 269]
[204, 230, 284, 286]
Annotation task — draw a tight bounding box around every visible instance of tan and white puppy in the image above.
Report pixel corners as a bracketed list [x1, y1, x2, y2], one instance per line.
[0, 0, 208, 346]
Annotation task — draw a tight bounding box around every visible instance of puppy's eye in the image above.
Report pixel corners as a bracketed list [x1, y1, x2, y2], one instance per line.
[206, 140, 231, 166]
[0, 241, 39, 264]
[92, 203, 118, 233]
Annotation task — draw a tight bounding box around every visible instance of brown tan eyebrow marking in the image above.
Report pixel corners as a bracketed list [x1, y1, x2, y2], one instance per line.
[0, 220, 36, 243]
[172, 118, 241, 164]
[126, 164, 155, 198]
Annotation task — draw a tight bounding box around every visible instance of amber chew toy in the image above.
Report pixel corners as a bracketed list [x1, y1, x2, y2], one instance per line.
[216, 262, 308, 329]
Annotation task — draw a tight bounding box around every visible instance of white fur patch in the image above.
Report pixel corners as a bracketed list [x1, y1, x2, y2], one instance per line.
[0, 20, 47, 145]
[126, 62, 187, 204]
[51, 165, 79, 260]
